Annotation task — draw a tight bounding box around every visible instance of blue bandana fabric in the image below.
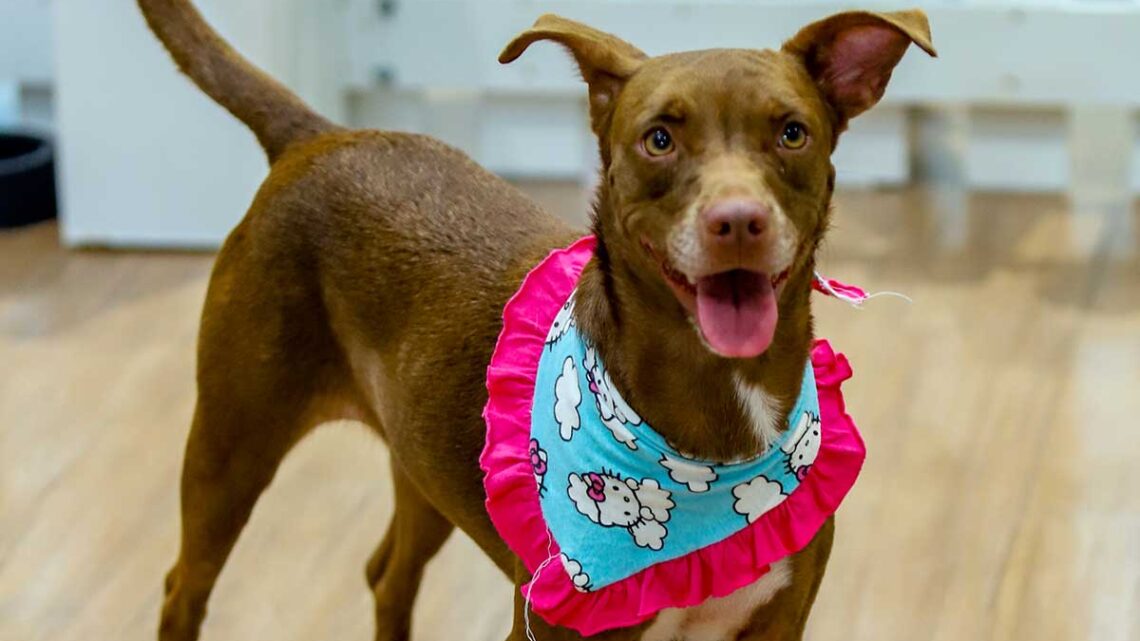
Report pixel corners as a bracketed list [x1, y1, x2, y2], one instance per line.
[529, 290, 822, 592]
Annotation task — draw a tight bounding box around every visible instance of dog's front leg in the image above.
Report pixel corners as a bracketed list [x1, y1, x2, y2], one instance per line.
[739, 517, 836, 641]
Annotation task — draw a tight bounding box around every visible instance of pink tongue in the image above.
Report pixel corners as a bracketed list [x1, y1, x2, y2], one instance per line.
[695, 270, 777, 358]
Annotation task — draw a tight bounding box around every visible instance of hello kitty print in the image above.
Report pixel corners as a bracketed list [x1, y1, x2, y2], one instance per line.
[529, 289, 822, 591]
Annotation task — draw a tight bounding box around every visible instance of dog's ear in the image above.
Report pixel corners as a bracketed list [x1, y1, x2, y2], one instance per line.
[500, 14, 647, 137]
[783, 9, 936, 130]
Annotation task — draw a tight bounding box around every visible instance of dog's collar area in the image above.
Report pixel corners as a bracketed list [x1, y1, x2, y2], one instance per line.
[812, 272, 912, 307]
[481, 236, 867, 636]
[529, 305, 821, 590]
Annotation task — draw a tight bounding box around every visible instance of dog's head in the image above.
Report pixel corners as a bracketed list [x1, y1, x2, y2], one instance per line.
[502, 11, 934, 359]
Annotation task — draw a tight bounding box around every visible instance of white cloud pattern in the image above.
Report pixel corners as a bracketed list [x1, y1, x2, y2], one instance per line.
[659, 454, 719, 493]
[553, 356, 582, 441]
[559, 554, 591, 592]
[732, 475, 788, 524]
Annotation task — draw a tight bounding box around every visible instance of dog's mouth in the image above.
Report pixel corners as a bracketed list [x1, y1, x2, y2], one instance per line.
[644, 241, 789, 359]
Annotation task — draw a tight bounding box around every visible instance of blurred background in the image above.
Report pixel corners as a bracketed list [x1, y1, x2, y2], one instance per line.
[2, 1, 1137, 641]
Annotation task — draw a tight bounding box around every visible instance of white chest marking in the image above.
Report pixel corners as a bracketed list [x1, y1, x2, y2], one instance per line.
[733, 376, 782, 453]
[640, 559, 793, 641]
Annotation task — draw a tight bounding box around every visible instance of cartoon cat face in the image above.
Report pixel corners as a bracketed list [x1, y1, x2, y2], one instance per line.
[583, 346, 643, 449]
[567, 473, 674, 550]
[783, 411, 821, 479]
[583, 473, 643, 527]
[546, 296, 576, 347]
[592, 367, 641, 426]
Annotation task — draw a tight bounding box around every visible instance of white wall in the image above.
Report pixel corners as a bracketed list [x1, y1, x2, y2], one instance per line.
[52, 0, 348, 248]
[1, 0, 53, 129]
[347, 0, 1140, 191]
[0, 0, 53, 85]
[36, 0, 1140, 247]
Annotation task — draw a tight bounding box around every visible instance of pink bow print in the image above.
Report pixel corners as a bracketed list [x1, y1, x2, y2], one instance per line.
[585, 472, 606, 503]
[528, 439, 547, 476]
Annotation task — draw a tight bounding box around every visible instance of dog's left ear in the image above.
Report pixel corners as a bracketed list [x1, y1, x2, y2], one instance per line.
[783, 9, 936, 130]
[500, 14, 647, 138]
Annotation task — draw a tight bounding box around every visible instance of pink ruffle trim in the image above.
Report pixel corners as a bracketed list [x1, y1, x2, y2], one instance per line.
[480, 236, 866, 636]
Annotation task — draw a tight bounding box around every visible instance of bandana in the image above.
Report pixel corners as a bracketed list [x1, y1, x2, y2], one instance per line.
[481, 236, 867, 636]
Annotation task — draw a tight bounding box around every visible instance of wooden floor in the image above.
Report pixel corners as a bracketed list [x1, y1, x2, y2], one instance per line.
[2, 186, 1138, 641]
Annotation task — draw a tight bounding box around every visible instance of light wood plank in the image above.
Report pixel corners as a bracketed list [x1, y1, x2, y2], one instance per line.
[1, 186, 1137, 641]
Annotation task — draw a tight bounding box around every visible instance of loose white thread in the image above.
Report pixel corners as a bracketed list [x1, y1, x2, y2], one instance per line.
[523, 528, 559, 641]
[813, 272, 913, 309]
[863, 291, 913, 304]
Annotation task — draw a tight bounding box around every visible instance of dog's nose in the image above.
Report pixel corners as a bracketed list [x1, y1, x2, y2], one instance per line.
[702, 198, 770, 245]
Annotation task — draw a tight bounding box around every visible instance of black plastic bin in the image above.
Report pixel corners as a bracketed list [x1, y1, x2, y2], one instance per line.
[0, 132, 58, 228]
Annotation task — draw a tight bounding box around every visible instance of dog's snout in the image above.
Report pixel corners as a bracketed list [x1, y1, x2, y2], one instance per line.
[702, 199, 770, 245]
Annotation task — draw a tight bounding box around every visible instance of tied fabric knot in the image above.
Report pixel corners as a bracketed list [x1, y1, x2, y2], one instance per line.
[812, 272, 912, 307]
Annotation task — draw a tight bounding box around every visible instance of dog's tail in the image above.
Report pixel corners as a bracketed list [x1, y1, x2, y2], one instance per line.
[137, 0, 338, 162]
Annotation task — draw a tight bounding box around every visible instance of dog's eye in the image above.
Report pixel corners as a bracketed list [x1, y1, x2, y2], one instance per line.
[643, 127, 675, 157]
[779, 122, 808, 150]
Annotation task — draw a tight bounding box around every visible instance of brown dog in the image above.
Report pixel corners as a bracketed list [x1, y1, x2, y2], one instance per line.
[138, 2, 934, 640]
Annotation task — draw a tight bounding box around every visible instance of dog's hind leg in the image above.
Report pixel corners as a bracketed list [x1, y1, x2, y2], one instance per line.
[159, 388, 362, 641]
[366, 458, 455, 641]
[158, 398, 307, 641]
[158, 237, 361, 641]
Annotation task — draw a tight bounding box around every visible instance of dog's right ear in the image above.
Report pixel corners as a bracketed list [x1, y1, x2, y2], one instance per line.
[500, 14, 647, 138]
